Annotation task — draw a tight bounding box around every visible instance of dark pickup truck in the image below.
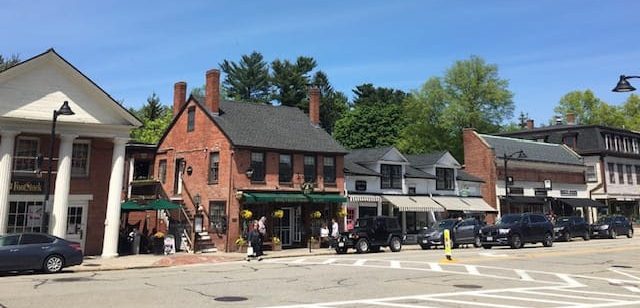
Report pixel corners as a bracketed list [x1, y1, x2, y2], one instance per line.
[335, 216, 404, 254]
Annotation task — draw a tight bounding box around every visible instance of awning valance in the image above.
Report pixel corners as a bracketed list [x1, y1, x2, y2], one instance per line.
[121, 199, 181, 211]
[242, 193, 346, 204]
[383, 195, 444, 212]
[503, 196, 546, 205]
[307, 194, 347, 203]
[432, 196, 471, 212]
[348, 194, 382, 203]
[558, 198, 607, 208]
[461, 198, 498, 213]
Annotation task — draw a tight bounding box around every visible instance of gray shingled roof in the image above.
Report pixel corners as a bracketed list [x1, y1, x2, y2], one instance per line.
[480, 134, 583, 166]
[344, 160, 380, 176]
[345, 147, 396, 163]
[405, 166, 436, 179]
[457, 170, 484, 183]
[195, 98, 347, 153]
[405, 152, 446, 167]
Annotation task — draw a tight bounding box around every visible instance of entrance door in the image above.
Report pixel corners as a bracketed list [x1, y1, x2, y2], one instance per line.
[278, 207, 294, 246]
[66, 203, 88, 252]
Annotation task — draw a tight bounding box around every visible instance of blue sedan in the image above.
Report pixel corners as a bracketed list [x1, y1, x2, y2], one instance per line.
[0, 233, 83, 273]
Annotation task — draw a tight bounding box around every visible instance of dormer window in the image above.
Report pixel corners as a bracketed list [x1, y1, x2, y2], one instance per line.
[436, 167, 455, 190]
[380, 164, 402, 189]
[562, 135, 577, 149]
[187, 107, 195, 132]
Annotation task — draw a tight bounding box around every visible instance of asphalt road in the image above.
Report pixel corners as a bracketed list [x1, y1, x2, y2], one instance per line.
[1, 236, 639, 308]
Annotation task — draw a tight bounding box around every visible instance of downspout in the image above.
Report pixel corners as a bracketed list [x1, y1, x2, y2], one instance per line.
[225, 148, 235, 252]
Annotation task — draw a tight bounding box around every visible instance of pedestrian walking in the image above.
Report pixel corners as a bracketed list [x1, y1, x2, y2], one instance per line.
[247, 220, 263, 261]
[330, 218, 339, 249]
[320, 223, 330, 248]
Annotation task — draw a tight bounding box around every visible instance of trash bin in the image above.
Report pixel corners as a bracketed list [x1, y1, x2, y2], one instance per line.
[152, 236, 165, 255]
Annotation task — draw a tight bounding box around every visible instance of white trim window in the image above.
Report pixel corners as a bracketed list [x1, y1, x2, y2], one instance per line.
[634, 139, 639, 154]
[8, 200, 44, 233]
[605, 135, 612, 150]
[586, 165, 597, 183]
[13, 137, 39, 173]
[615, 136, 621, 152]
[72, 140, 91, 177]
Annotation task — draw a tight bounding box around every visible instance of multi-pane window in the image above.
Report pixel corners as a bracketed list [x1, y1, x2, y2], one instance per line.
[209, 201, 226, 229]
[208, 152, 219, 183]
[71, 141, 90, 177]
[14, 137, 39, 172]
[562, 135, 577, 148]
[633, 139, 639, 154]
[436, 167, 455, 190]
[279, 154, 292, 183]
[608, 163, 616, 183]
[7, 201, 44, 233]
[408, 186, 417, 195]
[187, 107, 195, 132]
[615, 136, 621, 151]
[586, 165, 597, 183]
[323, 156, 336, 184]
[355, 180, 367, 191]
[303, 155, 316, 183]
[618, 164, 625, 184]
[624, 138, 632, 152]
[627, 165, 634, 184]
[158, 160, 167, 184]
[381, 164, 402, 189]
[250, 152, 265, 182]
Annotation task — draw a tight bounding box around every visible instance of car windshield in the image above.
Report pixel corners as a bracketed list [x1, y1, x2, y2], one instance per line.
[596, 217, 612, 224]
[437, 220, 457, 229]
[496, 215, 521, 225]
[355, 219, 369, 228]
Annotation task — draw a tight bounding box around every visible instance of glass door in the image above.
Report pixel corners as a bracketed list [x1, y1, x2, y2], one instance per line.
[66, 203, 88, 252]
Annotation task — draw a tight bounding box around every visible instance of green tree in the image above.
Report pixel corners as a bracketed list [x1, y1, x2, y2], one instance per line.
[552, 89, 625, 127]
[130, 94, 172, 144]
[352, 83, 408, 106]
[622, 94, 640, 130]
[0, 54, 20, 72]
[271, 56, 317, 109]
[311, 71, 349, 134]
[219, 51, 271, 104]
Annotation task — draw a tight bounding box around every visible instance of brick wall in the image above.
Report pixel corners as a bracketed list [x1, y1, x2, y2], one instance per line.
[463, 129, 498, 223]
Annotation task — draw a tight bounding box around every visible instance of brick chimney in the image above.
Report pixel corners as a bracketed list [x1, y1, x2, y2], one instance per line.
[526, 119, 534, 130]
[206, 69, 220, 115]
[309, 86, 320, 127]
[173, 81, 187, 116]
[566, 112, 576, 125]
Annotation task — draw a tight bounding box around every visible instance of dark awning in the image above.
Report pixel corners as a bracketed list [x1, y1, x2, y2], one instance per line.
[242, 192, 346, 204]
[121, 199, 181, 211]
[557, 198, 607, 208]
[148, 199, 182, 210]
[121, 200, 152, 211]
[306, 194, 347, 203]
[504, 196, 546, 205]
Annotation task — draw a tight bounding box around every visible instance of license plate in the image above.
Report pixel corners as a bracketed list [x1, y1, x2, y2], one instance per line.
[338, 242, 345, 247]
[422, 239, 428, 243]
[486, 236, 493, 241]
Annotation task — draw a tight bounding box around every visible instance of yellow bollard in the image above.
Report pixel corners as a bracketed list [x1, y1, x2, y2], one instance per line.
[444, 229, 453, 261]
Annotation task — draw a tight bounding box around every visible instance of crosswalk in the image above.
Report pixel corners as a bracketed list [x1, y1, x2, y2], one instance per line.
[263, 257, 640, 308]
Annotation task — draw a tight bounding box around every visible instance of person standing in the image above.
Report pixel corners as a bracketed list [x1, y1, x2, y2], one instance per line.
[330, 218, 339, 248]
[247, 220, 263, 261]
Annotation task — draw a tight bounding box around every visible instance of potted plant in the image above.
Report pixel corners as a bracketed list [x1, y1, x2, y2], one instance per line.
[271, 236, 282, 251]
[235, 237, 248, 253]
[336, 207, 347, 218]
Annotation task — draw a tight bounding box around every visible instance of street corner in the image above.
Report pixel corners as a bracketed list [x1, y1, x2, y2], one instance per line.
[153, 254, 241, 267]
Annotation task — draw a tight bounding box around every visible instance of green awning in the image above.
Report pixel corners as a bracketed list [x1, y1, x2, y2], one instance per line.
[121, 200, 153, 211]
[243, 193, 309, 203]
[121, 199, 181, 211]
[149, 199, 182, 210]
[306, 194, 347, 203]
[242, 193, 347, 204]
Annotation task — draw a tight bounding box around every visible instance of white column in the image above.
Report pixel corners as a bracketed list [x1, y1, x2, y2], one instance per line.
[102, 138, 127, 258]
[127, 157, 134, 198]
[49, 134, 76, 237]
[0, 131, 19, 235]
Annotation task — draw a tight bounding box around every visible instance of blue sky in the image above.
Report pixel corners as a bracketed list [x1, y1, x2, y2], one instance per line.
[3, 1, 639, 125]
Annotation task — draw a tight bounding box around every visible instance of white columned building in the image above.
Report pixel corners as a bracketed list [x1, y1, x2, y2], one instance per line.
[101, 138, 127, 258]
[0, 130, 20, 235]
[0, 49, 141, 255]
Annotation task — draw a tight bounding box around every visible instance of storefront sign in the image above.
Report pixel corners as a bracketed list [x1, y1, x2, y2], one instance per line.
[301, 182, 314, 195]
[508, 187, 524, 195]
[534, 188, 548, 197]
[10, 178, 44, 194]
[560, 190, 578, 197]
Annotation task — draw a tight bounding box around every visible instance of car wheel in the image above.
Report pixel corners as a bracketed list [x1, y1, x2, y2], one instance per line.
[482, 245, 492, 249]
[355, 238, 370, 253]
[43, 254, 64, 274]
[610, 230, 617, 239]
[583, 231, 590, 241]
[335, 248, 347, 254]
[473, 236, 481, 248]
[543, 233, 553, 247]
[563, 232, 571, 242]
[627, 228, 634, 238]
[420, 244, 431, 250]
[510, 234, 522, 249]
[389, 237, 402, 252]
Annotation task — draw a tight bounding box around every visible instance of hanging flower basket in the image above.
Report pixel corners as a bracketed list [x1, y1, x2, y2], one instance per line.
[272, 209, 284, 219]
[336, 208, 347, 218]
[310, 211, 322, 219]
[240, 209, 253, 220]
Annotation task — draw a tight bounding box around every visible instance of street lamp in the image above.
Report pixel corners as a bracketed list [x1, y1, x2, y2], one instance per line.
[42, 101, 74, 233]
[503, 150, 527, 214]
[612, 75, 640, 92]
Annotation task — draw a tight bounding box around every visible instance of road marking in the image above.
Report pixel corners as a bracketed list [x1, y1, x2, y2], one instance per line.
[472, 293, 581, 305]
[291, 258, 306, 264]
[554, 288, 640, 299]
[428, 262, 442, 271]
[479, 252, 508, 257]
[416, 296, 527, 308]
[360, 300, 434, 307]
[556, 273, 585, 287]
[609, 268, 640, 281]
[514, 269, 534, 281]
[389, 260, 401, 268]
[513, 289, 628, 302]
[321, 258, 336, 265]
[625, 286, 640, 293]
[353, 259, 367, 266]
[465, 265, 480, 275]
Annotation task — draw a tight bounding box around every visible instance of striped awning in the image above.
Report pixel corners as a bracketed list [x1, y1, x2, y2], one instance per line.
[461, 198, 498, 213]
[348, 194, 382, 203]
[432, 196, 472, 212]
[383, 196, 444, 212]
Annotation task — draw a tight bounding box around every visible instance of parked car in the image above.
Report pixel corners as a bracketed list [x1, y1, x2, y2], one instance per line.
[480, 213, 554, 249]
[335, 216, 404, 254]
[591, 215, 634, 239]
[554, 216, 590, 241]
[0, 233, 83, 274]
[417, 218, 483, 249]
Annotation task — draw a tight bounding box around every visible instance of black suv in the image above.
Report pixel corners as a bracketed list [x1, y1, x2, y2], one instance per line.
[591, 215, 634, 239]
[480, 213, 554, 249]
[417, 218, 483, 249]
[554, 216, 591, 241]
[335, 216, 404, 254]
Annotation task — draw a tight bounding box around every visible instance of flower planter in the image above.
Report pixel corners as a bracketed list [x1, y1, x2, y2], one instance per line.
[308, 241, 320, 249]
[237, 245, 248, 253]
[272, 243, 282, 251]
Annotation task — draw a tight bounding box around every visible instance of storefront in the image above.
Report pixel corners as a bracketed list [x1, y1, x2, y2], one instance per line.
[382, 195, 444, 244]
[345, 194, 382, 230]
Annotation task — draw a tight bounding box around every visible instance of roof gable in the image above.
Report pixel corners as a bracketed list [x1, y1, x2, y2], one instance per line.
[0, 49, 141, 127]
[346, 146, 406, 163]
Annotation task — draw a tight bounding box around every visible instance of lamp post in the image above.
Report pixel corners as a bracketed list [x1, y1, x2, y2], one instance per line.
[503, 150, 527, 214]
[612, 75, 640, 92]
[42, 101, 74, 233]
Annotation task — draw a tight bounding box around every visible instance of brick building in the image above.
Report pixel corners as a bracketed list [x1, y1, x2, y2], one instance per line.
[155, 69, 347, 252]
[462, 129, 598, 223]
[0, 49, 141, 256]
